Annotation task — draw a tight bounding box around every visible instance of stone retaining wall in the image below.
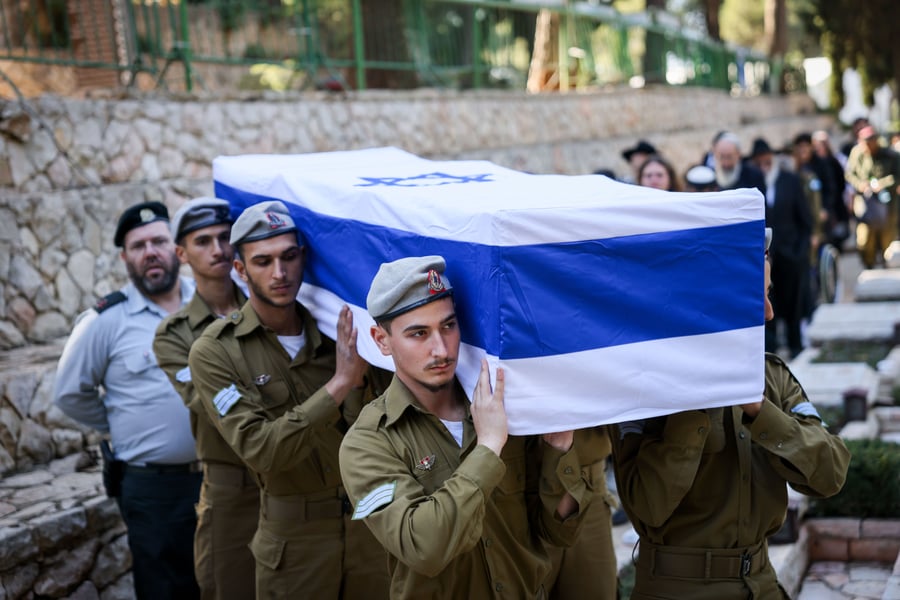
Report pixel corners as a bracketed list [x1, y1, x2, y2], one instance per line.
[0, 87, 832, 348]
[0, 453, 133, 600]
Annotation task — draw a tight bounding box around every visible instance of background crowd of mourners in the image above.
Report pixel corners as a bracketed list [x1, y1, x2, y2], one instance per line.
[619, 121, 900, 360]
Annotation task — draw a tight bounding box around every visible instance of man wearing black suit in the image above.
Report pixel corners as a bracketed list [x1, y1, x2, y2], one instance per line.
[714, 132, 767, 194]
[750, 139, 813, 358]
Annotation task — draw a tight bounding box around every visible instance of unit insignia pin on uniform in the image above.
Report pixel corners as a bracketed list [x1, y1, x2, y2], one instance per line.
[415, 454, 436, 471]
[254, 374, 271, 386]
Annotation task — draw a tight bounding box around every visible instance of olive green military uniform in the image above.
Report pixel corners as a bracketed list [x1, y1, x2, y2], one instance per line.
[154, 285, 255, 600]
[543, 426, 618, 600]
[188, 301, 390, 599]
[845, 142, 900, 268]
[339, 375, 591, 600]
[610, 354, 850, 600]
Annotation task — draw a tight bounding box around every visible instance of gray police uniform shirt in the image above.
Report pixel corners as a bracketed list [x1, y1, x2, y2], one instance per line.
[54, 278, 198, 465]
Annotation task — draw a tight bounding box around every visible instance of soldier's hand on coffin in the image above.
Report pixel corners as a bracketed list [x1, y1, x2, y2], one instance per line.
[472, 359, 508, 457]
[328, 304, 368, 403]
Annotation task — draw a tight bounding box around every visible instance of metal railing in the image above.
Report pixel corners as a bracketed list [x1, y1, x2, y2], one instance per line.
[0, 0, 772, 94]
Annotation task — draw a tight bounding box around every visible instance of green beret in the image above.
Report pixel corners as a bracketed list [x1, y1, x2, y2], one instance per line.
[171, 197, 233, 242]
[367, 256, 453, 322]
[114, 201, 169, 247]
[230, 200, 297, 246]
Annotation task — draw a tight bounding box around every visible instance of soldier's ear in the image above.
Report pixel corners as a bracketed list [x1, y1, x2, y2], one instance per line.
[174, 244, 189, 265]
[371, 324, 392, 357]
[233, 258, 248, 282]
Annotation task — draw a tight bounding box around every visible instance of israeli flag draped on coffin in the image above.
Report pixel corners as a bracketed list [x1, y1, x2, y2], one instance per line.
[213, 147, 766, 435]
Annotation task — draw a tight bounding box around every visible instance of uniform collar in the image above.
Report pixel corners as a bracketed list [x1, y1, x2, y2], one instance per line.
[234, 300, 324, 354]
[122, 277, 194, 316]
[383, 375, 469, 429]
[185, 283, 247, 329]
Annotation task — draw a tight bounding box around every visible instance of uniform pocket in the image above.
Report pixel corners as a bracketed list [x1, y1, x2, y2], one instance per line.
[255, 378, 291, 414]
[249, 528, 286, 571]
[124, 350, 156, 374]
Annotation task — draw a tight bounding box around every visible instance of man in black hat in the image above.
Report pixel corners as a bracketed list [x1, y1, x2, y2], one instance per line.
[622, 139, 658, 183]
[749, 137, 813, 357]
[55, 201, 201, 599]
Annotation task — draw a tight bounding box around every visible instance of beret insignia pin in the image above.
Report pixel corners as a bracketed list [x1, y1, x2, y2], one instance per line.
[415, 454, 436, 471]
[426, 269, 445, 295]
[139, 208, 155, 222]
[266, 211, 287, 230]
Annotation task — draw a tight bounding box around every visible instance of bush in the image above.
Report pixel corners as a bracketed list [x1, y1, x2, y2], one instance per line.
[807, 438, 900, 518]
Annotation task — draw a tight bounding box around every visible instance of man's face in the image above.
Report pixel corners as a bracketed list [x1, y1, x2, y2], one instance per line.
[713, 140, 740, 172]
[764, 259, 774, 322]
[754, 152, 774, 175]
[234, 233, 304, 308]
[794, 142, 812, 165]
[121, 221, 180, 297]
[371, 297, 460, 395]
[176, 223, 234, 280]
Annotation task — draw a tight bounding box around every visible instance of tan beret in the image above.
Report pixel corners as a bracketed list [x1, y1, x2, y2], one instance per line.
[230, 200, 297, 246]
[367, 256, 453, 322]
[171, 197, 232, 242]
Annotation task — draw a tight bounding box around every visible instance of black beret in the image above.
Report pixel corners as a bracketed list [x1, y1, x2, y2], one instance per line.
[114, 201, 170, 247]
[621, 140, 658, 161]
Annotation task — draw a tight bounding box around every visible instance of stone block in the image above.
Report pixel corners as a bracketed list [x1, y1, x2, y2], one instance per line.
[68, 580, 101, 600]
[861, 519, 900, 539]
[808, 536, 849, 561]
[67, 250, 96, 294]
[0, 525, 37, 571]
[855, 269, 900, 301]
[9, 256, 43, 301]
[849, 538, 900, 562]
[30, 507, 88, 550]
[807, 302, 900, 343]
[788, 363, 879, 408]
[33, 537, 100, 597]
[16, 419, 53, 465]
[82, 497, 121, 532]
[99, 572, 134, 600]
[0, 562, 38, 599]
[90, 534, 131, 588]
[29, 312, 68, 343]
[51, 429, 84, 457]
[806, 517, 861, 539]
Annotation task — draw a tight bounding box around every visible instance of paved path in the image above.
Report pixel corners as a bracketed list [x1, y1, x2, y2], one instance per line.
[799, 561, 899, 599]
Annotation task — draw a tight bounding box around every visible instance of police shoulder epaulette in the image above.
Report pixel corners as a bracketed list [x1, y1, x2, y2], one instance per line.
[94, 291, 126, 314]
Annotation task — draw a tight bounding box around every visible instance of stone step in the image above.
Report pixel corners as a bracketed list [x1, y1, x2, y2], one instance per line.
[788, 362, 880, 408]
[855, 270, 900, 302]
[808, 303, 900, 344]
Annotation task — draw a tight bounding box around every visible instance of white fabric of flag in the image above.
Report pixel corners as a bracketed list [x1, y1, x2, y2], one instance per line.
[213, 147, 766, 435]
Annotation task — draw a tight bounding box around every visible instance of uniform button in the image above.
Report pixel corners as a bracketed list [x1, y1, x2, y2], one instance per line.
[777, 442, 783, 448]
[564, 467, 573, 475]
[760, 432, 768, 440]
[484, 538, 492, 547]
[495, 582, 504, 592]
[325, 467, 332, 473]
[698, 426, 706, 435]
[739, 431, 746, 439]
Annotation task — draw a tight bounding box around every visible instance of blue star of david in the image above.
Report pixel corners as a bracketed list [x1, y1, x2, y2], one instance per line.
[355, 172, 493, 187]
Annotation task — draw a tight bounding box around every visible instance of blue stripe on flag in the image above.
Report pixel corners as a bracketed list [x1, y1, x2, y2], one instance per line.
[217, 181, 764, 360]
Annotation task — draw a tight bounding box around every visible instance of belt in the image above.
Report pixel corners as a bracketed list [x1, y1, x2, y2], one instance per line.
[262, 491, 352, 522]
[641, 540, 768, 580]
[124, 461, 202, 475]
[203, 462, 257, 488]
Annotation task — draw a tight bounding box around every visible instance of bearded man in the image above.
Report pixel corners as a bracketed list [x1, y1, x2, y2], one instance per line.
[714, 132, 766, 195]
[55, 201, 201, 600]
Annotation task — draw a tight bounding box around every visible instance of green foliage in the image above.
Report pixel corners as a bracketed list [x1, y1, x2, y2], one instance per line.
[798, 0, 900, 106]
[808, 438, 900, 518]
[811, 340, 892, 368]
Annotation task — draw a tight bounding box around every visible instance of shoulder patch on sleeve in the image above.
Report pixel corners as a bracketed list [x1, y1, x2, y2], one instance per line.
[175, 366, 192, 383]
[352, 481, 396, 520]
[791, 401, 823, 422]
[213, 383, 241, 416]
[617, 420, 646, 439]
[94, 291, 126, 314]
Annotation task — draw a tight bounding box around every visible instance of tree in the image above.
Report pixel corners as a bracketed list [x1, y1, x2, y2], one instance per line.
[801, 0, 900, 108]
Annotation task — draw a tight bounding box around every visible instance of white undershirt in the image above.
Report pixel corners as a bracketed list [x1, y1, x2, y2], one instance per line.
[277, 332, 306, 359]
[440, 419, 464, 447]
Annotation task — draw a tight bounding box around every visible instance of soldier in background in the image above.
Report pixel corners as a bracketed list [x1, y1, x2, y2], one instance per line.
[153, 198, 254, 600]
